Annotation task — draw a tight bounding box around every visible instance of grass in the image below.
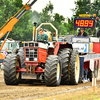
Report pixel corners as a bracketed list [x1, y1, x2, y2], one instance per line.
[34, 87, 100, 100]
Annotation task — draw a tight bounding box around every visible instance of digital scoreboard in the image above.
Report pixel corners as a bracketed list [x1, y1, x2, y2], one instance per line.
[74, 18, 95, 28]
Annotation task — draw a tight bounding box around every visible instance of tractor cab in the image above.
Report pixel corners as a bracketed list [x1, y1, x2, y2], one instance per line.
[71, 14, 99, 54]
[35, 23, 59, 48]
[23, 23, 59, 65]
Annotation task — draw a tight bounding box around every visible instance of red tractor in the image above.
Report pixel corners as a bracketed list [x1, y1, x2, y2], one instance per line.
[4, 23, 80, 86]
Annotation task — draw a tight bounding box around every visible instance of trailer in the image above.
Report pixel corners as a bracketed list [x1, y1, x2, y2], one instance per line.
[71, 14, 100, 82]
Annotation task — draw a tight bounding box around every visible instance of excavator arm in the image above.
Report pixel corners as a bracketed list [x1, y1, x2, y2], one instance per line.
[0, 0, 37, 51]
[0, 18, 19, 39]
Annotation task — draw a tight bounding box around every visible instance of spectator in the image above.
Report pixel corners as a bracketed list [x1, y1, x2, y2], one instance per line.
[3, 48, 8, 56]
[77, 28, 88, 37]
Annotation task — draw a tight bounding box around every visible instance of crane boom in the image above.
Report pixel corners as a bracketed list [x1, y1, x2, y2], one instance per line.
[0, 18, 19, 39]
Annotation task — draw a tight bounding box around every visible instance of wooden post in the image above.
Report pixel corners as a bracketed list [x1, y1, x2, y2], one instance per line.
[93, 77, 95, 92]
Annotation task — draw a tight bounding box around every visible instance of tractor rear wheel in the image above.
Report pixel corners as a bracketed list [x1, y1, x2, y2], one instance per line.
[45, 55, 61, 86]
[58, 48, 71, 84]
[69, 50, 80, 85]
[4, 54, 21, 85]
[12, 48, 19, 54]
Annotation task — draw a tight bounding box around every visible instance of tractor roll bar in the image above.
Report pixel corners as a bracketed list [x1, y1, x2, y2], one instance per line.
[36, 23, 58, 41]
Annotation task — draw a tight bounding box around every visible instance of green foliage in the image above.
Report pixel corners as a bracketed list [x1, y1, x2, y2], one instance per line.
[0, 0, 73, 41]
[73, 0, 91, 17]
[14, 0, 23, 7]
[0, 0, 32, 41]
[53, 13, 65, 23]
[3, 0, 100, 41]
[72, 0, 100, 36]
[31, 1, 72, 35]
[42, 1, 54, 14]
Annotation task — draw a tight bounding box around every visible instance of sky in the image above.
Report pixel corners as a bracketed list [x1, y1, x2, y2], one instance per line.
[22, 0, 77, 18]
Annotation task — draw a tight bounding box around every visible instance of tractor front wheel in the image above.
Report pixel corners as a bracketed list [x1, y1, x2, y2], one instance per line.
[44, 55, 61, 86]
[4, 54, 21, 85]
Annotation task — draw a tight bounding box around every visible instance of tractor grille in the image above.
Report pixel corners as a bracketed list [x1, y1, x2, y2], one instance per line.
[24, 42, 38, 47]
[25, 48, 38, 61]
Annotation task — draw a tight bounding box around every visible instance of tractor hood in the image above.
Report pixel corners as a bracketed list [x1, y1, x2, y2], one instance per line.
[23, 41, 48, 50]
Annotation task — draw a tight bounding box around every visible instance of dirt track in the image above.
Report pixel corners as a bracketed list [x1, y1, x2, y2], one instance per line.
[0, 70, 100, 100]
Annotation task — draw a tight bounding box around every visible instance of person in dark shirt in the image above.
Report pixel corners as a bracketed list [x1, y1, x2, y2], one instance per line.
[77, 28, 88, 37]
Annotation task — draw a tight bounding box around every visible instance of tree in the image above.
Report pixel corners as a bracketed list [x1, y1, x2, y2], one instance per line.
[35, 1, 55, 34]
[0, 0, 75, 41]
[14, 0, 23, 7]
[72, 0, 100, 36]
[33, 1, 66, 35]
[0, 0, 33, 41]
[61, 18, 73, 35]
[38, 1, 53, 25]
[53, 13, 65, 24]
[73, 0, 91, 17]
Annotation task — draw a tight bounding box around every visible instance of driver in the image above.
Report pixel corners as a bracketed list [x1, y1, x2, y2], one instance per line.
[37, 28, 48, 43]
[77, 28, 88, 37]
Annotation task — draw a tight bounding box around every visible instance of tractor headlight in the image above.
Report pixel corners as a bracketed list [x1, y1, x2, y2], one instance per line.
[34, 58, 37, 61]
[26, 58, 29, 61]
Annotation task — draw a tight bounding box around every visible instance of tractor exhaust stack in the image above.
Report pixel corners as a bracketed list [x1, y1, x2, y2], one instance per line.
[33, 22, 37, 41]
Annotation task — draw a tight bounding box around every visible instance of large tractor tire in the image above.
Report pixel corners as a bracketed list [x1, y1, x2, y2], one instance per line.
[4, 54, 21, 85]
[17, 48, 26, 69]
[69, 50, 80, 85]
[44, 55, 61, 86]
[12, 48, 19, 54]
[58, 48, 71, 85]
